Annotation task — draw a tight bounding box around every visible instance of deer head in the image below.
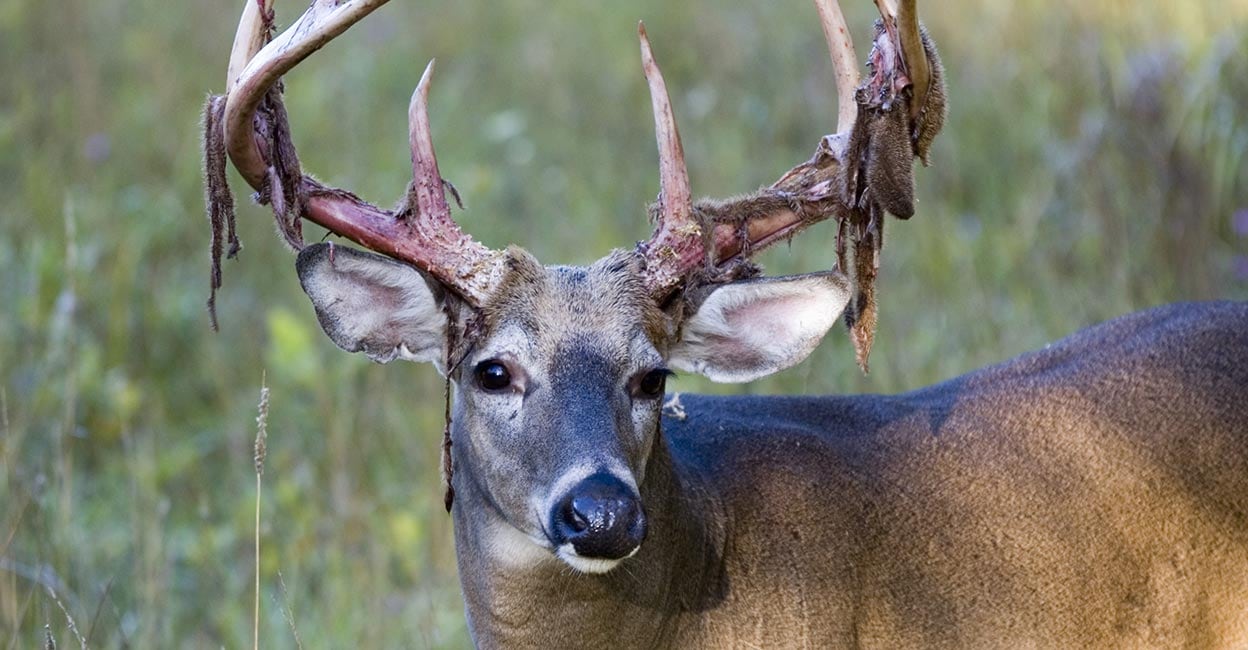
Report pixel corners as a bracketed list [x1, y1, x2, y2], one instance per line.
[204, 0, 943, 574]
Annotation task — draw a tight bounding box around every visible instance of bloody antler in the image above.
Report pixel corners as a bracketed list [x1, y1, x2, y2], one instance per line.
[204, 0, 505, 328]
[635, 23, 701, 296]
[636, 0, 946, 370]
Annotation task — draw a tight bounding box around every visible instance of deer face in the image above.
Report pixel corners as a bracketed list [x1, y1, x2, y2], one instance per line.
[210, 0, 941, 582]
[295, 243, 851, 573]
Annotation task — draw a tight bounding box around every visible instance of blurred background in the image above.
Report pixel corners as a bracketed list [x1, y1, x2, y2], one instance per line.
[2, 0, 1246, 646]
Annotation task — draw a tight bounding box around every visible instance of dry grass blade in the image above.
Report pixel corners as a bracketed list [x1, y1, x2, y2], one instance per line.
[5, 583, 39, 650]
[275, 571, 305, 650]
[0, 494, 30, 561]
[255, 375, 270, 477]
[253, 374, 270, 650]
[45, 585, 85, 650]
[82, 577, 114, 649]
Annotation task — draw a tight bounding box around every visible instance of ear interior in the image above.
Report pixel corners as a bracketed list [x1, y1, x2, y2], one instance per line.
[295, 243, 449, 367]
[669, 272, 851, 383]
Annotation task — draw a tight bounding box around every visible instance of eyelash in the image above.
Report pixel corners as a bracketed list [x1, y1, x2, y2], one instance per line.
[634, 368, 673, 399]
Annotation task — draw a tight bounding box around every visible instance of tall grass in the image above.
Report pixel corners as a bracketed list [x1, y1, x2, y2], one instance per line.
[1, 0, 1245, 646]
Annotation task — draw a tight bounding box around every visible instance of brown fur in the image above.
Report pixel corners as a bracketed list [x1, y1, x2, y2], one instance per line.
[447, 261, 1248, 648]
[255, 83, 305, 251]
[293, 243, 1247, 648]
[201, 94, 239, 332]
[866, 105, 917, 220]
[481, 248, 674, 355]
[912, 26, 946, 165]
[846, 215, 881, 373]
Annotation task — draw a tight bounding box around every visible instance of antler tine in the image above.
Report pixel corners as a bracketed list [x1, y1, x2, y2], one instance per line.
[401, 61, 508, 302]
[813, 0, 860, 134]
[213, 0, 505, 309]
[876, 0, 929, 121]
[226, 0, 272, 93]
[634, 1, 868, 299]
[634, 1, 927, 299]
[409, 61, 452, 230]
[223, 0, 391, 190]
[637, 23, 701, 298]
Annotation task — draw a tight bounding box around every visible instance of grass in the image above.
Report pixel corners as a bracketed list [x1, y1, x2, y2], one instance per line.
[1, 0, 1246, 647]
[254, 378, 268, 650]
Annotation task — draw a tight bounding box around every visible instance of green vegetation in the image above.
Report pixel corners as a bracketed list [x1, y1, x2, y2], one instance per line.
[2, 0, 1245, 646]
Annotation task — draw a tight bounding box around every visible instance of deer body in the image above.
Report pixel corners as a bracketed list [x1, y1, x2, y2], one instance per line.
[206, 1, 1248, 647]
[451, 300, 1248, 649]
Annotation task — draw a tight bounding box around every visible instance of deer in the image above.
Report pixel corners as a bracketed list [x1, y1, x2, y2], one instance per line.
[203, 0, 1248, 647]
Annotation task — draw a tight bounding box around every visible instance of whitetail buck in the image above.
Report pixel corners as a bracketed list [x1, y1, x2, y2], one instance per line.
[204, 0, 1248, 647]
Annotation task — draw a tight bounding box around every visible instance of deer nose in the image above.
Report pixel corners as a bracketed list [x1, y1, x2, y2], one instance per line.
[551, 472, 646, 560]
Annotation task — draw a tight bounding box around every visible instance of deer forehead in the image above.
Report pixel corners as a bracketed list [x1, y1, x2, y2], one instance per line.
[478, 250, 673, 364]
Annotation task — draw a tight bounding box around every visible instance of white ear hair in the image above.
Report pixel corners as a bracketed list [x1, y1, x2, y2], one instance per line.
[296, 243, 449, 369]
[669, 272, 851, 383]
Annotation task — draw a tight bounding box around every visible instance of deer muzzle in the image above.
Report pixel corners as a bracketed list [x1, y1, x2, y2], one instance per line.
[549, 472, 647, 572]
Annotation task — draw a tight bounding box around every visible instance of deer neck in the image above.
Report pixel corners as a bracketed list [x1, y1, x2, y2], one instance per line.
[450, 429, 727, 649]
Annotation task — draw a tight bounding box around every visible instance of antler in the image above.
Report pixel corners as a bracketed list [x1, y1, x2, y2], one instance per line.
[203, 0, 505, 328]
[635, 23, 701, 296]
[636, 0, 946, 370]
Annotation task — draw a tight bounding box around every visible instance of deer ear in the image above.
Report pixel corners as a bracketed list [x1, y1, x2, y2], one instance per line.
[669, 272, 851, 383]
[295, 243, 449, 368]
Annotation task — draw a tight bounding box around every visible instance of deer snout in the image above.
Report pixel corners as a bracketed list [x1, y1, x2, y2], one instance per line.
[550, 473, 646, 567]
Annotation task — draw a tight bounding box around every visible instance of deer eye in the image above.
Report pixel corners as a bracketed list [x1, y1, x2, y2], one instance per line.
[635, 368, 671, 399]
[475, 360, 512, 392]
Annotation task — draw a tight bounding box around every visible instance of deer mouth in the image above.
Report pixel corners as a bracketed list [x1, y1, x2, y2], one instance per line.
[555, 544, 642, 575]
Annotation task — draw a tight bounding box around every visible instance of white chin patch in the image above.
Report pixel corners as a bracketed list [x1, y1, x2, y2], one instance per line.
[485, 520, 555, 569]
[555, 544, 640, 575]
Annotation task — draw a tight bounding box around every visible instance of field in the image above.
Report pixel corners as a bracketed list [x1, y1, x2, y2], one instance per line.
[2, 0, 1246, 646]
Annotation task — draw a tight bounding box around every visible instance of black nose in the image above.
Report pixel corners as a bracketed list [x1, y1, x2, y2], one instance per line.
[551, 472, 646, 560]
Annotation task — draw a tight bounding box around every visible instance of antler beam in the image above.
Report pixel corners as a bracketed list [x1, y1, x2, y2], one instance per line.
[206, 0, 505, 321]
[223, 0, 389, 191]
[635, 0, 946, 369]
[204, 0, 944, 357]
